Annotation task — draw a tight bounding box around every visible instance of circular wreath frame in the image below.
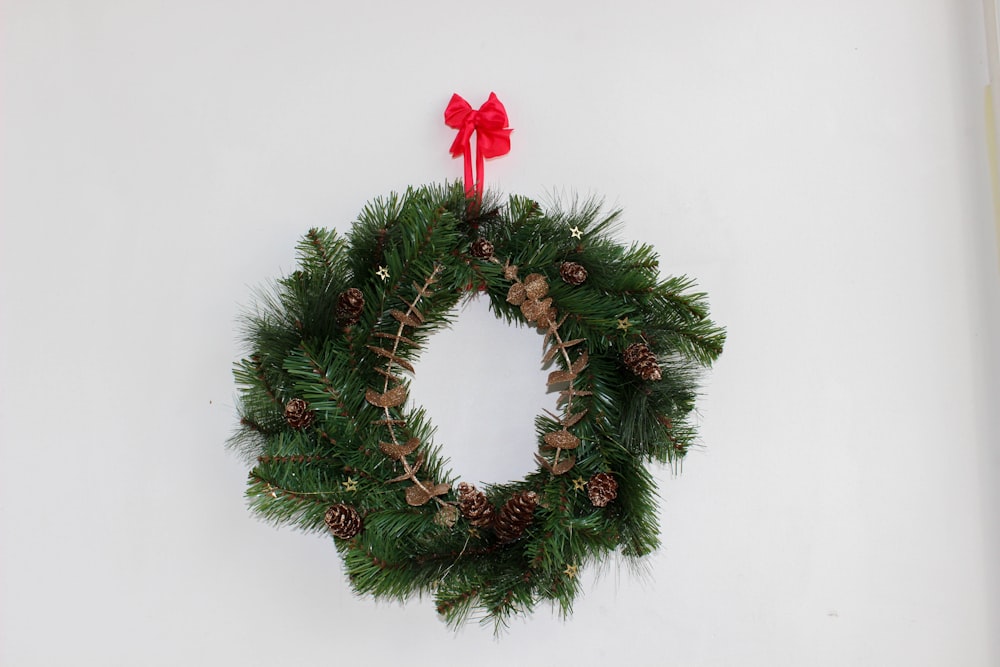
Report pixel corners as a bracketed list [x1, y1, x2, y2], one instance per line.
[231, 182, 724, 628]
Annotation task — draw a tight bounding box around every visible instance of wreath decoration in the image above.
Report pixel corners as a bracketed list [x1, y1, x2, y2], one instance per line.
[231, 94, 724, 629]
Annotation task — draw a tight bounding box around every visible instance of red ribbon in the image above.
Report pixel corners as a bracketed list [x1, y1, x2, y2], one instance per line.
[444, 92, 512, 200]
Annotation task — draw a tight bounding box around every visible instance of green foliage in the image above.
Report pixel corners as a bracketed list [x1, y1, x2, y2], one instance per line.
[230, 181, 724, 630]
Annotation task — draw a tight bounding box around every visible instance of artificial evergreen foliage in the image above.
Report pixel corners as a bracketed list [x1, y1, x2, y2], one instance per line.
[231, 182, 724, 629]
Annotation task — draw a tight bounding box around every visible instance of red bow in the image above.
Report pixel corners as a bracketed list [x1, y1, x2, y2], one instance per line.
[444, 92, 512, 200]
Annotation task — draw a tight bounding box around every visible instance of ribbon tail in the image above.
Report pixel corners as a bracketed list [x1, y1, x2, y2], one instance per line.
[463, 145, 475, 199]
[475, 138, 485, 202]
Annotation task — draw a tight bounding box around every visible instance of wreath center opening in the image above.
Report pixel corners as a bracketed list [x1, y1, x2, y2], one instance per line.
[407, 294, 550, 485]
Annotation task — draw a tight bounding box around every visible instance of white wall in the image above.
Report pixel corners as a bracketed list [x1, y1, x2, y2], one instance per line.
[2, 1, 997, 665]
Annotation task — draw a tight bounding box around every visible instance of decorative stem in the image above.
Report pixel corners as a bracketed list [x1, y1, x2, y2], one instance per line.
[377, 266, 444, 503]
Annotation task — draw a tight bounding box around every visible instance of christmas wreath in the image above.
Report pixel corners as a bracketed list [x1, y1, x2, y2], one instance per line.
[230, 94, 724, 629]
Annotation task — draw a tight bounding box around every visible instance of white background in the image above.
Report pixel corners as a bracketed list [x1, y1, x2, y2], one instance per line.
[2, 1, 998, 665]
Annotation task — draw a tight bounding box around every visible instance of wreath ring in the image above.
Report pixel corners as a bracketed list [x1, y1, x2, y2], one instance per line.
[231, 182, 724, 628]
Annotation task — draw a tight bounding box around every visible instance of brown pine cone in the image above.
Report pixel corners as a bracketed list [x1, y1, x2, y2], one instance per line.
[336, 287, 365, 325]
[470, 237, 495, 259]
[559, 261, 588, 286]
[457, 482, 495, 528]
[587, 472, 619, 507]
[493, 490, 539, 543]
[623, 342, 662, 381]
[283, 398, 315, 429]
[324, 504, 363, 539]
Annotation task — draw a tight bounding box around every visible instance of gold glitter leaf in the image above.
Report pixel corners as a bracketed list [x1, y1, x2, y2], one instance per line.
[557, 388, 593, 406]
[570, 350, 589, 375]
[379, 437, 420, 460]
[547, 369, 577, 386]
[542, 345, 561, 365]
[543, 430, 580, 450]
[405, 485, 431, 506]
[365, 385, 408, 408]
[536, 304, 559, 329]
[543, 338, 586, 363]
[523, 274, 549, 299]
[405, 481, 450, 506]
[551, 456, 576, 476]
[373, 367, 404, 383]
[411, 281, 435, 298]
[386, 453, 424, 482]
[561, 409, 588, 428]
[390, 309, 422, 327]
[506, 283, 527, 306]
[375, 331, 418, 346]
[521, 297, 553, 322]
[534, 453, 576, 475]
[503, 261, 519, 281]
[365, 346, 415, 373]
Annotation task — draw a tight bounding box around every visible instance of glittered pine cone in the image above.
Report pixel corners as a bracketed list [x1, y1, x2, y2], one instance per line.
[283, 398, 316, 429]
[587, 472, 619, 507]
[493, 490, 539, 543]
[470, 237, 495, 259]
[559, 261, 588, 286]
[325, 504, 363, 539]
[336, 287, 365, 325]
[623, 342, 662, 382]
[457, 482, 496, 528]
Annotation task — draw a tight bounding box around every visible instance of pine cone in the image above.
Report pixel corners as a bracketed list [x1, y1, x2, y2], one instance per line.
[324, 504, 363, 539]
[457, 482, 495, 528]
[559, 261, 588, 286]
[336, 287, 365, 325]
[623, 342, 662, 381]
[470, 237, 495, 259]
[493, 490, 539, 543]
[283, 398, 315, 429]
[587, 472, 619, 507]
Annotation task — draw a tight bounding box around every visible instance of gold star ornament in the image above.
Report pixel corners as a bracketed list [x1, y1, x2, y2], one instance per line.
[572, 477, 587, 491]
[376, 265, 390, 280]
[563, 564, 579, 579]
[342, 477, 359, 493]
[570, 226, 583, 239]
[617, 317, 632, 331]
